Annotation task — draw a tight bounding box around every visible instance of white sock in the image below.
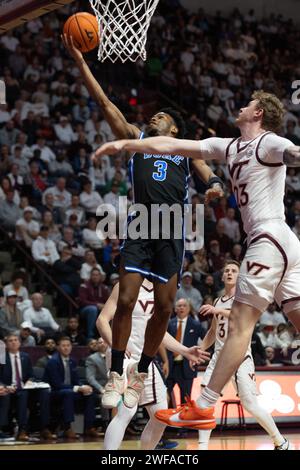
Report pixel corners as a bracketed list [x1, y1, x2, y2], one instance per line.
[104, 402, 137, 450]
[141, 401, 168, 450]
[198, 429, 212, 450]
[241, 394, 285, 447]
[196, 387, 220, 409]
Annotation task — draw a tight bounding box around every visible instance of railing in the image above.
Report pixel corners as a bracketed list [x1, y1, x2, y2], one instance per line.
[0, 225, 79, 315]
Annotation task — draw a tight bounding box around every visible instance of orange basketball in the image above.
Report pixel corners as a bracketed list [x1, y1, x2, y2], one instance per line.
[63, 12, 99, 53]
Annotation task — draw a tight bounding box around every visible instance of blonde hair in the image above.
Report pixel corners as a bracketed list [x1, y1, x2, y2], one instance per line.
[252, 90, 285, 132]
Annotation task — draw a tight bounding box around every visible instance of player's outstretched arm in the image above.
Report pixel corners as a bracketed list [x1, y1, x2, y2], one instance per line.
[200, 317, 217, 351]
[162, 332, 210, 364]
[96, 283, 119, 346]
[62, 34, 139, 140]
[283, 146, 300, 166]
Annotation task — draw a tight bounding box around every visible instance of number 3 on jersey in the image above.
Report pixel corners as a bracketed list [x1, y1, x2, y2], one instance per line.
[152, 160, 168, 181]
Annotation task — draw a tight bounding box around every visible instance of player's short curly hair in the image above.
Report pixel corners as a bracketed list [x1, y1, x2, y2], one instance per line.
[159, 107, 186, 139]
[252, 90, 285, 133]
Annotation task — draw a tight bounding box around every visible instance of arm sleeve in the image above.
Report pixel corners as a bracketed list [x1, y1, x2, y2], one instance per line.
[199, 137, 233, 161]
[258, 134, 294, 164]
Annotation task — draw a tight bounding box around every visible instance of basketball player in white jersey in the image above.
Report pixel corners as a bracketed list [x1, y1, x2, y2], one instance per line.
[97, 278, 209, 450]
[198, 260, 288, 450]
[95, 90, 300, 433]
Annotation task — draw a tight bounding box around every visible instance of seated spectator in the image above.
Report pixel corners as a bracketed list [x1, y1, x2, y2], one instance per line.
[260, 303, 287, 326]
[230, 243, 243, 262]
[79, 179, 103, 216]
[0, 334, 55, 441]
[41, 210, 61, 243]
[68, 214, 83, 244]
[85, 337, 109, 427]
[3, 271, 29, 302]
[39, 192, 63, 225]
[65, 194, 85, 226]
[207, 220, 233, 254]
[86, 338, 101, 356]
[23, 293, 60, 342]
[80, 250, 105, 281]
[207, 239, 226, 272]
[189, 249, 209, 281]
[62, 316, 87, 346]
[32, 225, 60, 266]
[31, 138, 55, 164]
[15, 206, 40, 248]
[78, 268, 109, 340]
[82, 217, 105, 256]
[276, 323, 292, 349]
[0, 190, 21, 232]
[8, 146, 29, 177]
[7, 163, 24, 191]
[48, 153, 74, 178]
[54, 116, 76, 145]
[219, 208, 241, 243]
[176, 272, 203, 312]
[199, 274, 219, 299]
[72, 148, 90, 175]
[44, 336, 100, 439]
[52, 246, 82, 298]
[58, 226, 85, 259]
[24, 159, 47, 202]
[88, 155, 108, 193]
[43, 177, 71, 210]
[35, 338, 57, 368]
[265, 346, 279, 366]
[0, 290, 23, 336]
[257, 323, 288, 355]
[19, 322, 36, 346]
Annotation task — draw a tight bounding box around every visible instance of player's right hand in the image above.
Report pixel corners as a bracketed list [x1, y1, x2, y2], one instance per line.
[199, 304, 217, 316]
[61, 33, 83, 62]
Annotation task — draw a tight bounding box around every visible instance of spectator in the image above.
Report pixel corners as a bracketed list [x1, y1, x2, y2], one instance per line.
[31, 138, 55, 164]
[176, 272, 203, 312]
[0, 190, 22, 232]
[219, 208, 241, 243]
[62, 316, 87, 346]
[82, 217, 105, 255]
[32, 225, 60, 266]
[0, 120, 20, 147]
[9, 146, 30, 177]
[0, 291, 23, 336]
[65, 194, 85, 226]
[260, 303, 287, 326]
[207, 239, 226, 272]
[41, 210, 61, 243]
[35, 338, 57, 368]
[0, 333, 54, 441]
[43, 177, 71, 210]
[40, 192, 63, 225]
[15, 206, 40, 248]
[276, 323, 292, 349]
[79, 180, 103, 216]
[80, 250, 105, 281]
[58, 226, 85, 259]
[44, 336, 100, 438]
[23, 293, 60, 341]
[167, 298, 204, 405]
[199, 274, 219, 299]
[78, 268, 110, 340]
[85, 337, 109, 428]
[257, 323, 288, 354]
[86, 338, 101, 356]
[265, 346, 278, 365]
[3, 271, 29, 302]
[207, 220, 233, 254]
[19, 322, 36, 346]
[54, 116, 76, 144]
[52, 246, 82, 306]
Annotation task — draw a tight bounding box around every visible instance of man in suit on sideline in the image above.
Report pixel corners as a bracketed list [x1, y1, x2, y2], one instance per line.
[85, 337, 109, 427]
[167, 298, 205, 405]
[0, 333, 55, 441]
[44, 336, 100, 439]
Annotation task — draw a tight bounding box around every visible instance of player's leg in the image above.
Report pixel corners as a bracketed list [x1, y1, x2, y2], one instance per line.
[198, 357, 216, 450]
[123, 274, 177, 408]
[141, 399, 168, 450]
[111, 265, 143, 373]
[103, 402, 137, 450]
[140, 274, 178, 368]
[234, 357, 288, 449]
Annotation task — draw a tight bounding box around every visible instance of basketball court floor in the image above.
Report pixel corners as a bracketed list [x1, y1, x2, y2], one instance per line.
[1, 432, 300, 451]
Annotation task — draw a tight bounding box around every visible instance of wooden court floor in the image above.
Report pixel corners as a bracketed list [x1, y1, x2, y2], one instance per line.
[1, 432, 300, 451]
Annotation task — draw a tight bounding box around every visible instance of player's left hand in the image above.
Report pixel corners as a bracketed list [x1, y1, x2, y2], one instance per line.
[204, 185, 224, 204]
[94, 140, 127, 159]
[185, 346, 210, 366]
[162, 361, 169, 378]
[200, 304, 217, 316]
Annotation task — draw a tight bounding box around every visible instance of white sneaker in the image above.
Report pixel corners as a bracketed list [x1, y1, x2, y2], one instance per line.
[102, 371, 125, 408]
[274, 438, 289, 450]
[124, 363, 148, 408]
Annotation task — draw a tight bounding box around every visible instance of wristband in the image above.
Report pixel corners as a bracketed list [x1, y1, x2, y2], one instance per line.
[207, 176, 224, 189]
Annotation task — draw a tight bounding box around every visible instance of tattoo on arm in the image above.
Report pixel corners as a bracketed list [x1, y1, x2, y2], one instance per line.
[283, 146, 300, 167]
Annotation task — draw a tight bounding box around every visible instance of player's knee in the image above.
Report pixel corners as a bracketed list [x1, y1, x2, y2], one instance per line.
[116, 293, 137, 314]
[154, 301, 173, 320]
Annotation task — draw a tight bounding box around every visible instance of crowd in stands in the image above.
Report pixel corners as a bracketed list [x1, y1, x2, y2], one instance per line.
[0, 0, 300, 440]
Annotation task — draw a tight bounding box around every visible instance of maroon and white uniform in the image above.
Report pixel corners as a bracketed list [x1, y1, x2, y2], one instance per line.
[199, 132, 300, 314]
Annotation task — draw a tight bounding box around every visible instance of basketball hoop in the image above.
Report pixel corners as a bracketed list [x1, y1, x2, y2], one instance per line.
[89, 0, 159, 63]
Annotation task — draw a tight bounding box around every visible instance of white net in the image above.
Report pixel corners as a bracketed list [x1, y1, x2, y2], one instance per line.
[89, 0, 159, 63]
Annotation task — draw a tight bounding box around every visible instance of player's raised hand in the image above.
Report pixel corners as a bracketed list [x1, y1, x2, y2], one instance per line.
[95, 140, 127, 158]
[204, 185, 224, 205]
[184, 346, 210, 365]
[199, 304, 216, 316]
[61, 33, 83, 62]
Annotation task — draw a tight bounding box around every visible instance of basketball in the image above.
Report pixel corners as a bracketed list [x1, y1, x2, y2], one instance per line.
[63, 12, 99, 53]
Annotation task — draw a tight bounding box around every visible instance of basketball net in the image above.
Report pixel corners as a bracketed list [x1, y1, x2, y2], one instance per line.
[89, 0, 159, 63]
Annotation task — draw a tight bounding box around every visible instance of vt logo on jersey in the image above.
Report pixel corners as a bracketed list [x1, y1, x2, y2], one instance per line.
[247, 261, 270, 275]
[228, 160, 250, 179]
[138, 300, 154, 315]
